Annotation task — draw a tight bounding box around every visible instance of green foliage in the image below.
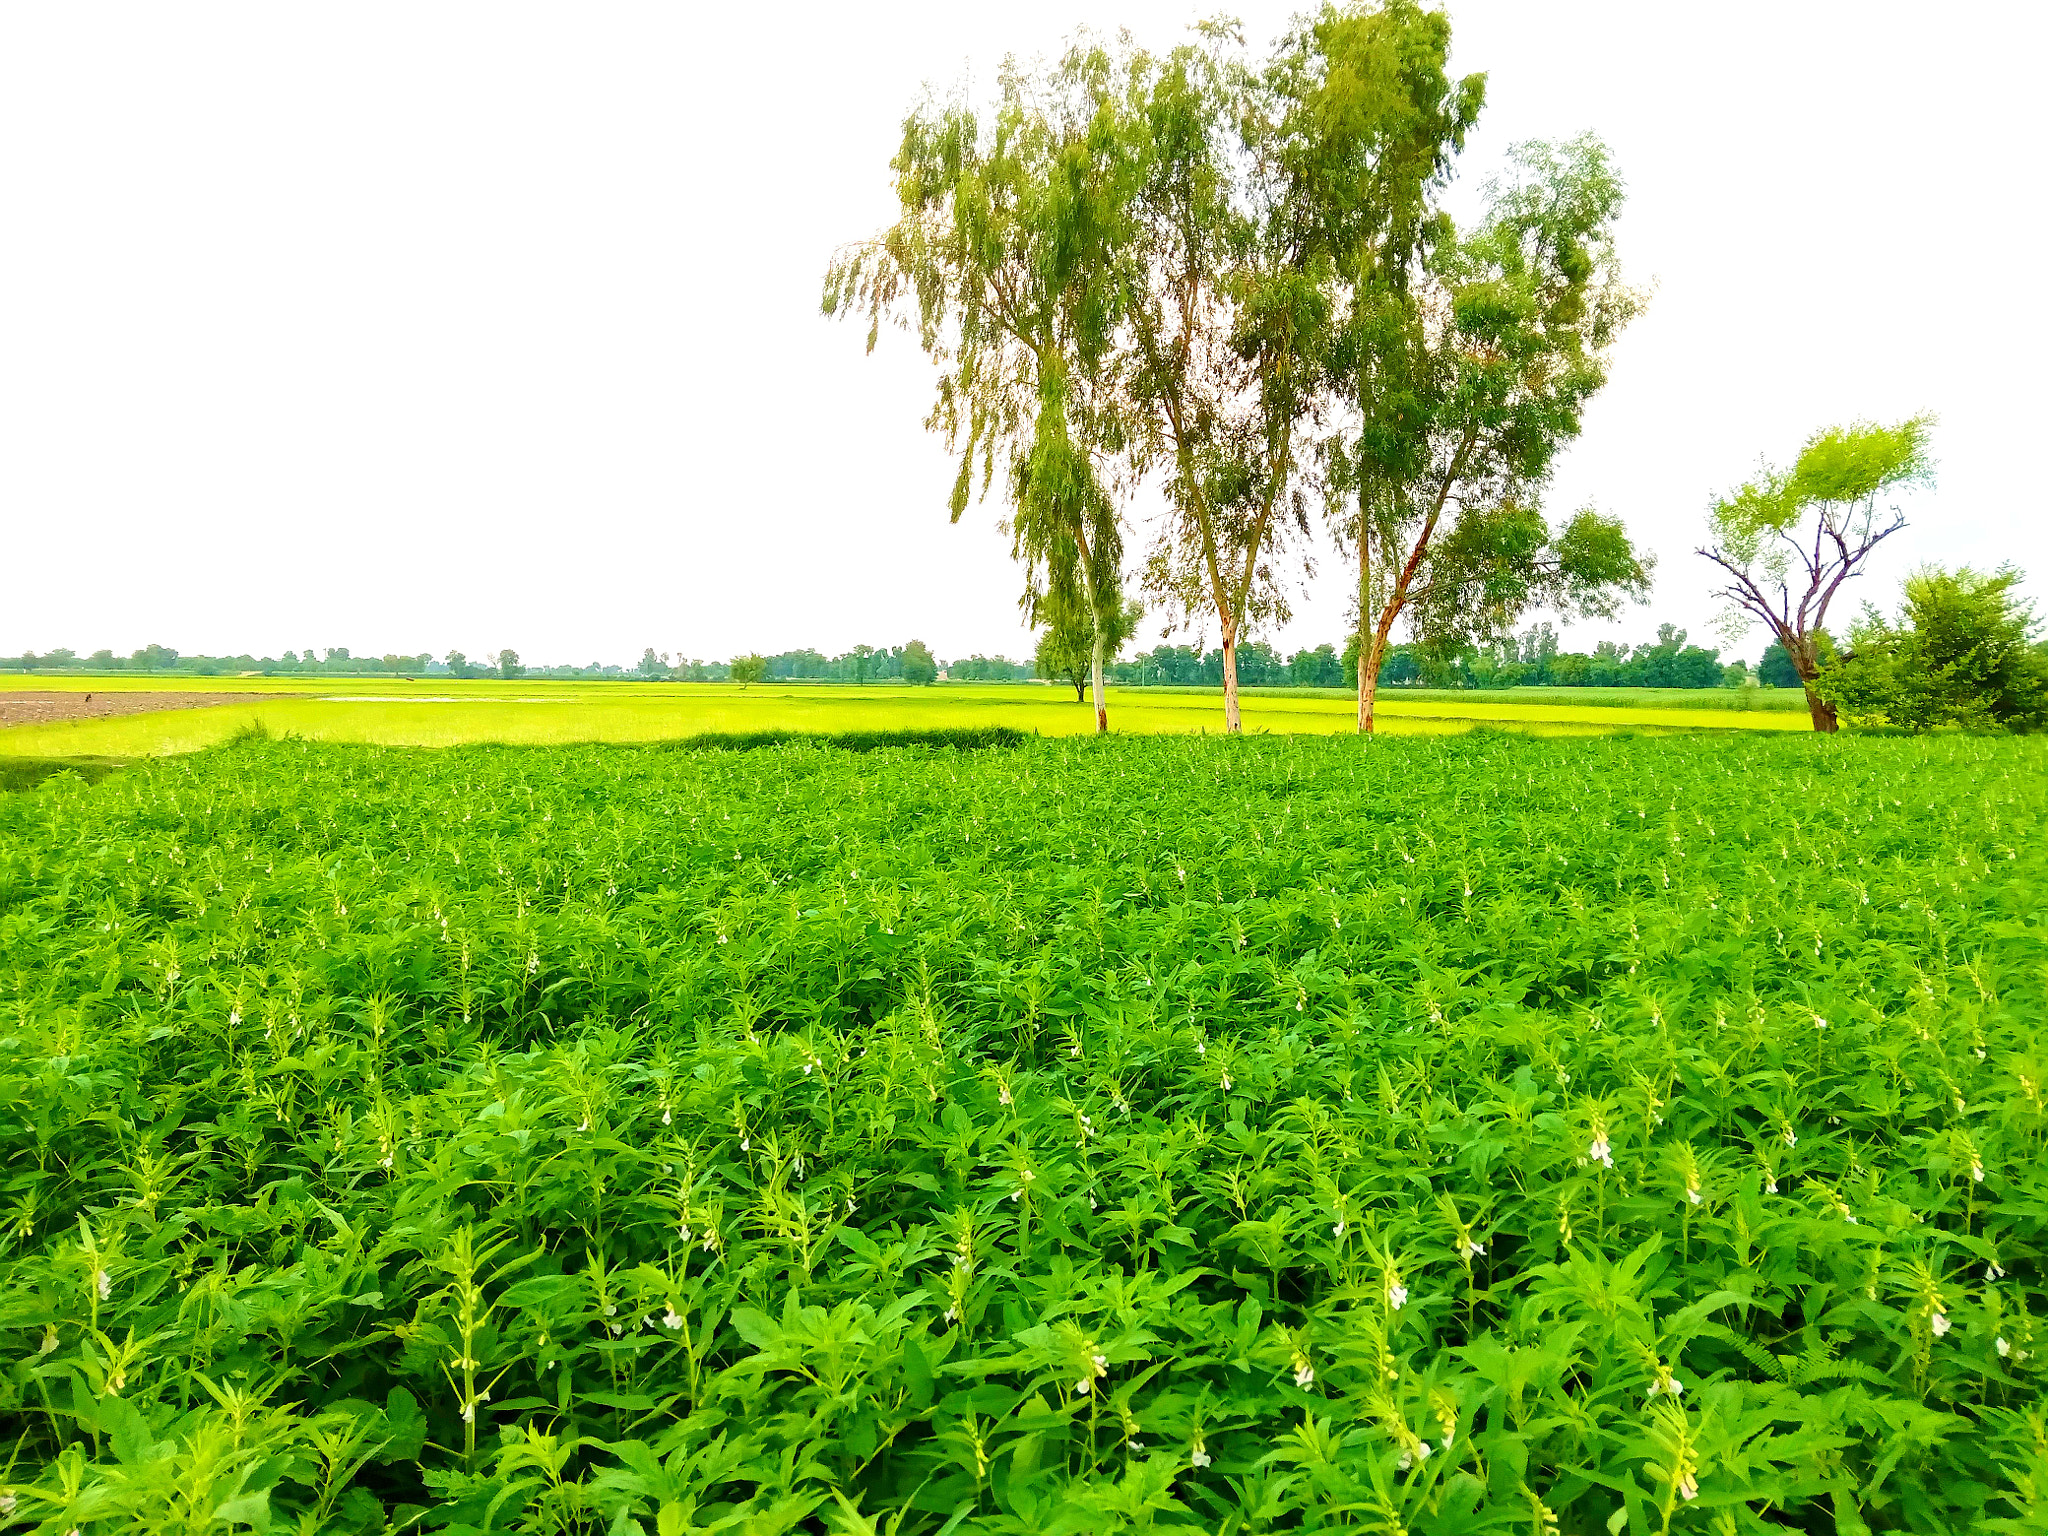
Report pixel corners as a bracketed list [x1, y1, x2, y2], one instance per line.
[1818, 565, 2048, 733]
[1701, 416, 1936, 730]
[826, 41, 1136, 728]
[1757, 641, 1801, 690]
[1339, 129, 1650, 724]
[2, 733, 2045, 1532]
[728, 654, 768, 688]
[901, 642, 940, 689]
[0, 756, 127, 794]
[1037, 599, 1141, 701]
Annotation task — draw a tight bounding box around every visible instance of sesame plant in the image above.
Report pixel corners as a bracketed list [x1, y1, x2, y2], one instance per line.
[0, 731, 2043, 1533]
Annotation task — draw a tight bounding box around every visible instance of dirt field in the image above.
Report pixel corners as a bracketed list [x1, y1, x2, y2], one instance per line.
[0, 691, 295, 728]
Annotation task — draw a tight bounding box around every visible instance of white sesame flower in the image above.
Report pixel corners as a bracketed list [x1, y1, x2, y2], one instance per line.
[1332, 1220, 1346, 1239]
[1387, 1282, 1408, 1310]
[740, 1138, 749, 1151]
[1997, 1336, 2011, 1357]
[1221, 1074, 1233, 1091]
[662, 1308, 682, 1330]
[1293, 1364, 1314, 1387]
[1677, 1472, 1698, 1501]
[1783, 1127, 1798, 1147]
[998, 1085, 1012, 1105]
[1464, 1240, 1485, 1259]
[1972, 1160, 1985, 1183]
[1988, 1261, 2007, 1280]
[1931, 1312, 1951, 1338]
[1189, 1446, 1211, 1468]
[661, 1108, 672, 1125]
[0, 1493, 13, 1517]
[96, 1269, 111, 1300]
[678, 1224, 692, 1243]
[1587, 1135, 1613, 1169]
[1766, 1180, 1779, 1194]
[1686, 1187, 1702, 1206]
[1076, 1377, 1092, 1395]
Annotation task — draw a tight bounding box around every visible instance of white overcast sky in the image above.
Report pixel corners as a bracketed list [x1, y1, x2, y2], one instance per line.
[1, 2, 2040, 666]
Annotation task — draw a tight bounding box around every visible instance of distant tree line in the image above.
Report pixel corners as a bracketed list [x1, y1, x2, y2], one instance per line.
[0, 641, 967, 684]
[0, 627, 1800, 692]
[1104, 623, 1779, 692]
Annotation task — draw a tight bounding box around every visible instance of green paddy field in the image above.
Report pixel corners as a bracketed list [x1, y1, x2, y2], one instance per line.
[0, 674, 1807, 760]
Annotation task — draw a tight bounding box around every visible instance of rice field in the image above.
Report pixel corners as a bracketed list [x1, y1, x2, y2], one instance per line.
[0, 676, 1809, 758]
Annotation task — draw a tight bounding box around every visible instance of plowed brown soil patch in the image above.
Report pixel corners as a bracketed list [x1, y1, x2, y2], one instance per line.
[0, 691, 296, 727]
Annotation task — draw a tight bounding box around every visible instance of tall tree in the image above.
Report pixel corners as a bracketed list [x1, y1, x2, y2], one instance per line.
[1335, 135, 1651, 730]
[826, 44, 1139, 732]
[1290, 0, 1479, 728]
[1699, 414, 1934, 732]
[1119, 26, 1331, 734]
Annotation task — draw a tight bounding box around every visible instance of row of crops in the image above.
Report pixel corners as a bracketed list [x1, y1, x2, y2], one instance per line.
[1, 733, 2044, 1533]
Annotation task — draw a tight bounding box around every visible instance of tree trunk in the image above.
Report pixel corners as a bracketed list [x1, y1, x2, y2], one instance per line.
[1071, 676, 1086, 704]
[1790, 634, 1838, 733]
[1088, 624, 1108, 733]
[1358, 632, 1383, 734]
[1221, 626, 1242, 734]
[1356, 499, 1374, 732]
[1802, 683, 1838, 733]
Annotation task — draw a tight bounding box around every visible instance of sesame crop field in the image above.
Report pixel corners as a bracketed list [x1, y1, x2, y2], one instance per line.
[3, 730, 2046, 1535]
[0, 675, 1807, 762]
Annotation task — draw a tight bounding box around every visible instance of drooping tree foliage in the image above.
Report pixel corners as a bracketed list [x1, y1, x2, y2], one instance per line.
[830, 5, 1653, 735]
[1700, 413, 1935, 732]
[825, 45, 1141, 732]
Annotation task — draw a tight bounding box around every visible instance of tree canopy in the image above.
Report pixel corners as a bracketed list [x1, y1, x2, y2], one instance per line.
[1700, 413, 1935, 731]
[1816, 564, 2047, 733]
